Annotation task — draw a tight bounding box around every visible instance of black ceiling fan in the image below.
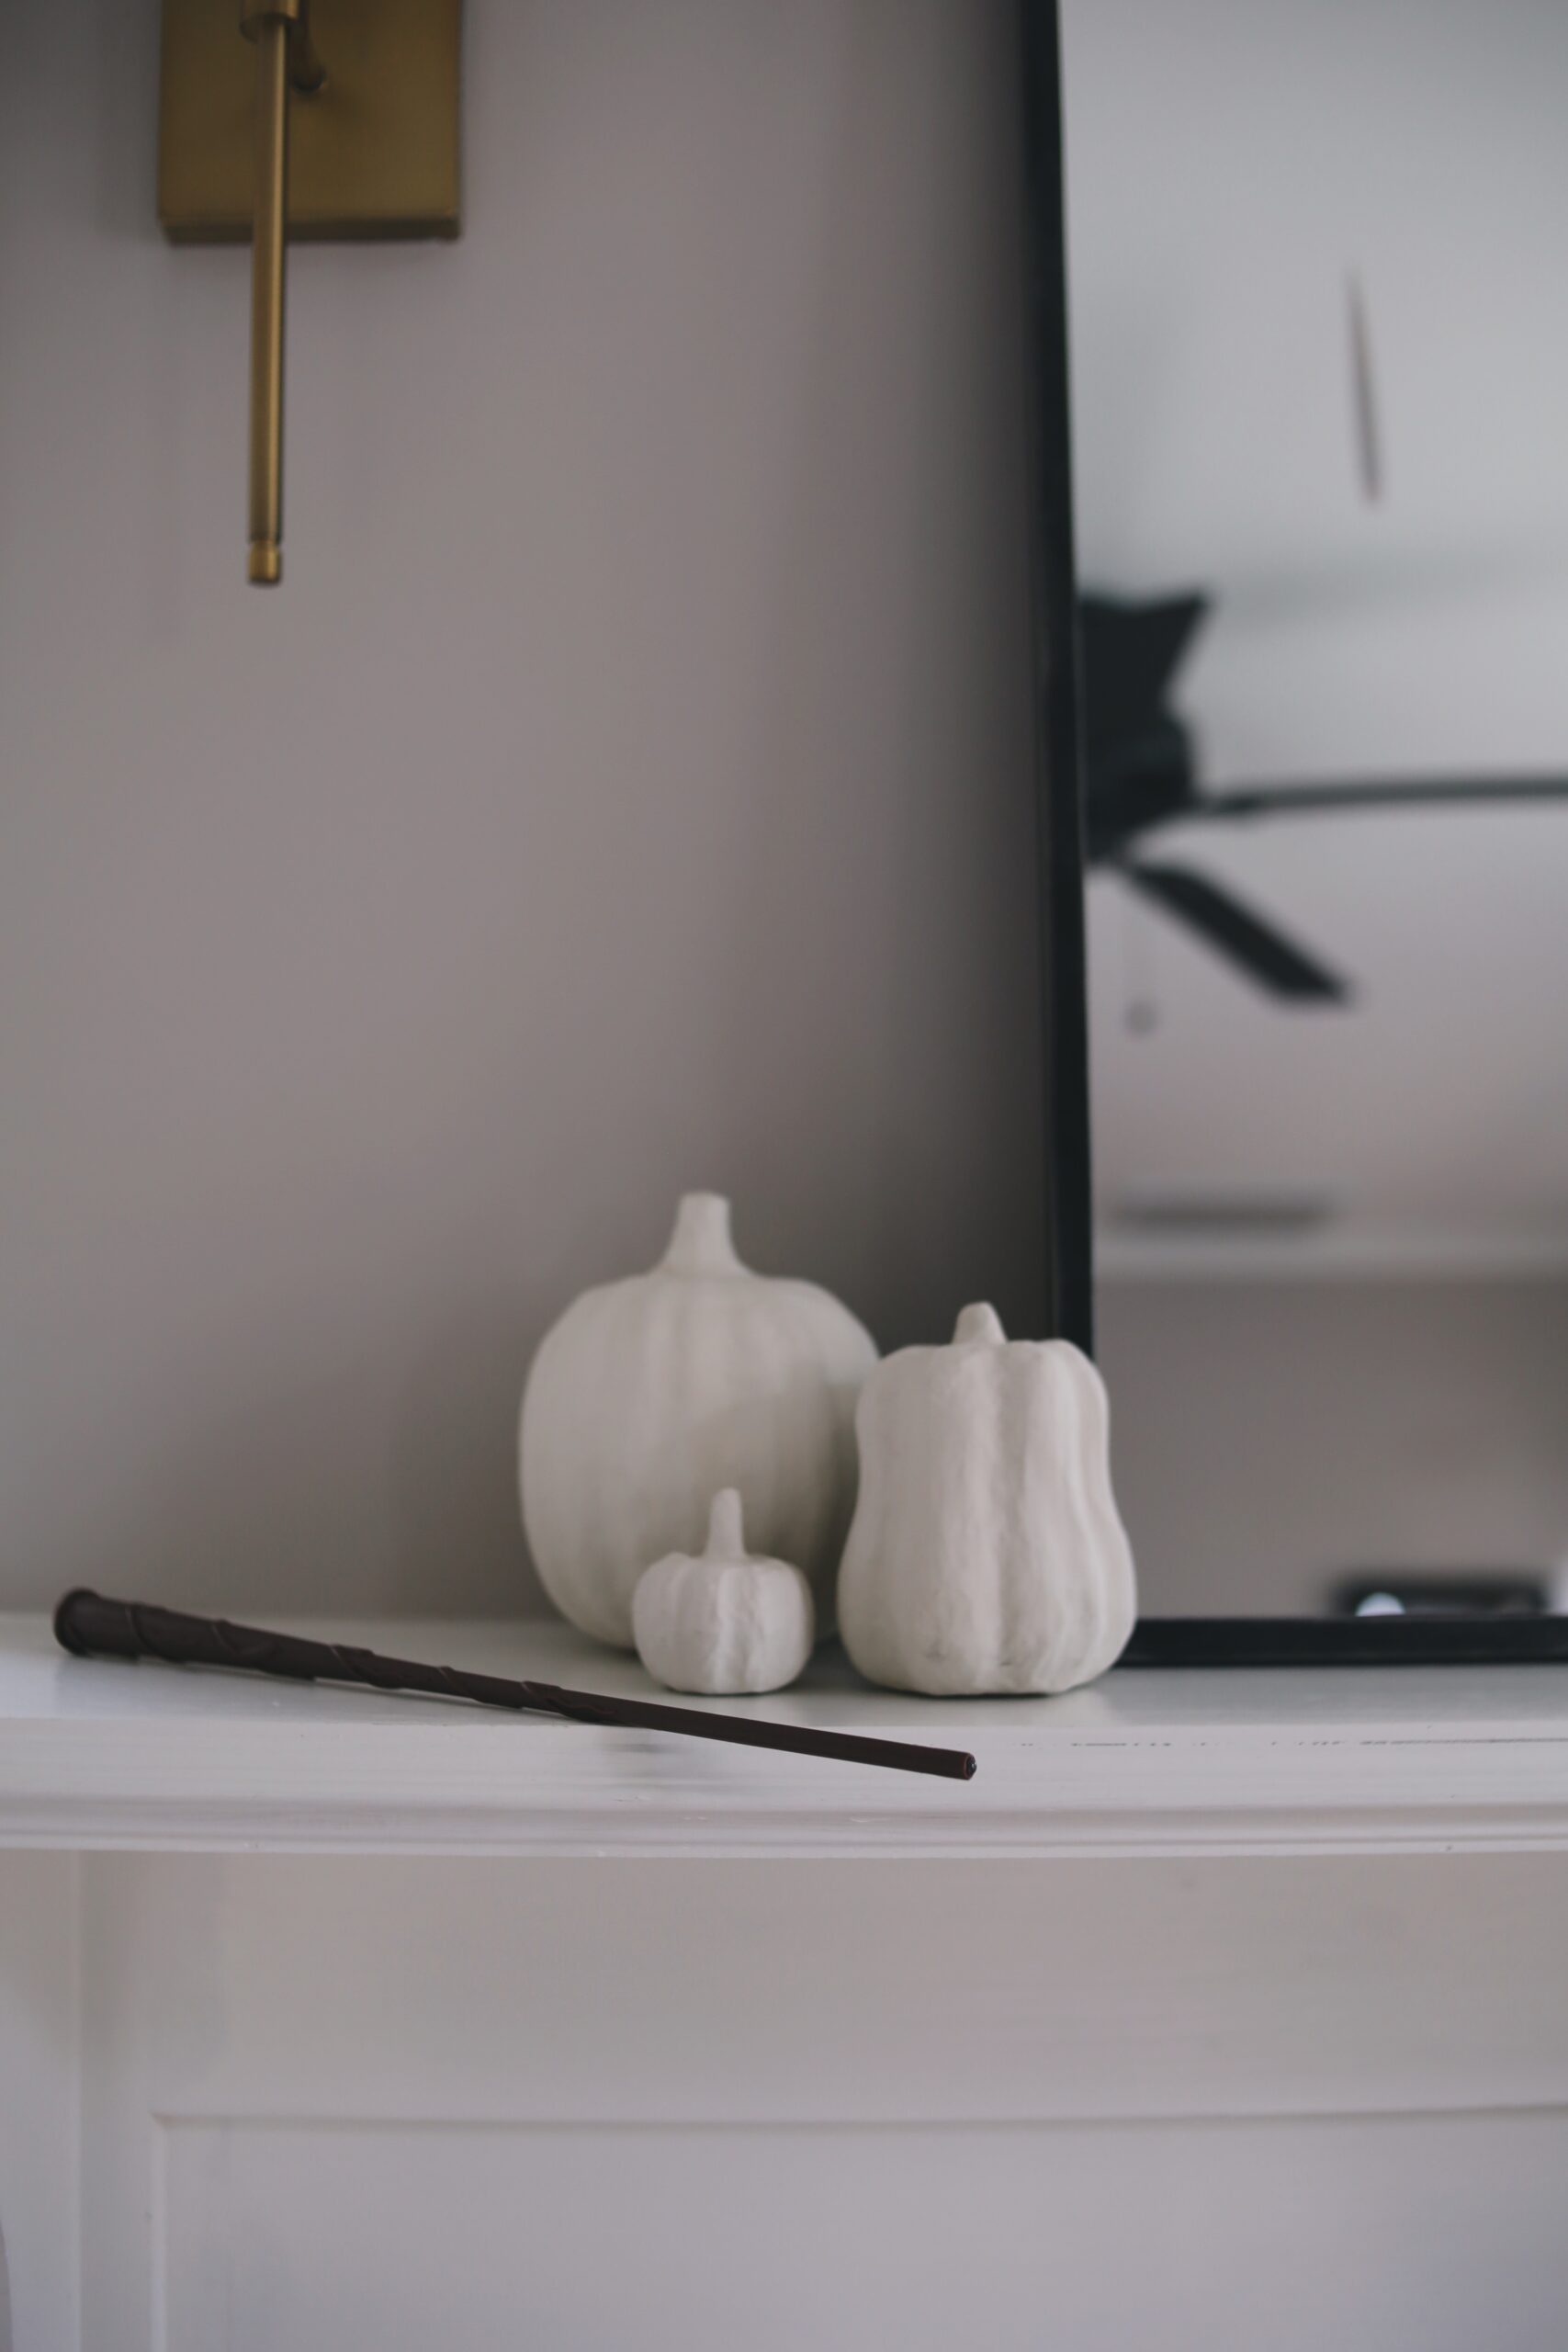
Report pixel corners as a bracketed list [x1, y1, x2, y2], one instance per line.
[1081, 593, 1568, 1003]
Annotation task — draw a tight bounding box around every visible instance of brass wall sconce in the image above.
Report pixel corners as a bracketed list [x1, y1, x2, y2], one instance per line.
[158, 2, 462, 584]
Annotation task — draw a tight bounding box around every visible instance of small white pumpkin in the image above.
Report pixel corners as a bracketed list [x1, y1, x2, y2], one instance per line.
[633, 1488, 815, 1695]
[837, 1303, 1136, 1696]
[520, 1193, 876, 1648]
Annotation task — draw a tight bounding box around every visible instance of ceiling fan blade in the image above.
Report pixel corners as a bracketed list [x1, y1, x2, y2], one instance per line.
[1123, 860, 1351, 1003]
[1196, 775, 1568, 822]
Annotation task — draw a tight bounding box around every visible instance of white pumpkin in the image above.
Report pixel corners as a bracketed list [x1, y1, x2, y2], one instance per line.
[520, 1193, 877, 1648]
[633, 1488, 814, 1695]
[837, 1303, 1136, 1696]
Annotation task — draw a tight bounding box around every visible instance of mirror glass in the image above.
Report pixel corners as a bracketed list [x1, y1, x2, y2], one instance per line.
[1061, 0, 1568, 1615]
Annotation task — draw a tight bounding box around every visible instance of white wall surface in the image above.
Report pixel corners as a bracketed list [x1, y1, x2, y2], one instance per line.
[0, 0, 1044, 1615]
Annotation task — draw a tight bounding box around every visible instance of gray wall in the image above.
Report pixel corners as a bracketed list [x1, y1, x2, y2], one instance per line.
[0, 0, 1044, 1614]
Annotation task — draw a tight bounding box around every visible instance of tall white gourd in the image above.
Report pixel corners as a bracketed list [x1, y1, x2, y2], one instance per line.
[520, 1193, 877, 1648]
[837, 1302, 1136, 1696]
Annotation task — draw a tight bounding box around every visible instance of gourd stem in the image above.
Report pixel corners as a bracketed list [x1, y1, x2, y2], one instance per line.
[705, 1487, 747, 1558]
[661, 1192, 745, 1276]
[953, 1302, 1007, 1346]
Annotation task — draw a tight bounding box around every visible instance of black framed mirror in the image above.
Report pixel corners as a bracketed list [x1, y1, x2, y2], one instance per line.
[1022, 0, 1568, 1664]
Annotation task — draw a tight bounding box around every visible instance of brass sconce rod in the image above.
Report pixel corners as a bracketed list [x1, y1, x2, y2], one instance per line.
[158, 0, 463, 584]
[240, 1, 325, 586]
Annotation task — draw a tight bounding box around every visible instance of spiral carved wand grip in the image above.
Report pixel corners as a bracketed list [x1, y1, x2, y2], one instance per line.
[52, 1590, 977, 1782]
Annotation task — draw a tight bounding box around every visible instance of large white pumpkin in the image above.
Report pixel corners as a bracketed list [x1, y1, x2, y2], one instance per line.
[520, 1193, 877, 1648]
[837, 1303, 1136, 1696]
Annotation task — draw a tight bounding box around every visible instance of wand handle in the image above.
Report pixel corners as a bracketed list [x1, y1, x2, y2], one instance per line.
[52, 1589, 977, 1783]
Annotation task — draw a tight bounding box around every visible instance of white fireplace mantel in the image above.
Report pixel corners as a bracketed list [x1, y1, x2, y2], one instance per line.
[6, 1616, 1568, 2351]
[3, 1611, 1568, 1859]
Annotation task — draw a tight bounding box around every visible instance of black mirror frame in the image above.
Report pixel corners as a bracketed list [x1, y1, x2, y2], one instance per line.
[1017, 0, 1568, 1668]
[1020, 0, 1095, 1362]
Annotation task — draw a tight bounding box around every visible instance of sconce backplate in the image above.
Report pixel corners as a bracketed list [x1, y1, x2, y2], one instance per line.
[158, 0, 462, 243]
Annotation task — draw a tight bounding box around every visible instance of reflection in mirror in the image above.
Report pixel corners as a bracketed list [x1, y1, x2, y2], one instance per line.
[1060, 0, 1568, 1615]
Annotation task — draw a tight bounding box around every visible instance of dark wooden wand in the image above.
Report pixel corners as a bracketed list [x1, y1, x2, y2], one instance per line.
[52, 1589, 977, 1782]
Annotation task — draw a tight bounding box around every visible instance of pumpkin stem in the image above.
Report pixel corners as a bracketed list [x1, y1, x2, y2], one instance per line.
[953, 1302, 1007, 1346]
[661, 1192, 746, 1276]
[705, 1487, 747, 1558]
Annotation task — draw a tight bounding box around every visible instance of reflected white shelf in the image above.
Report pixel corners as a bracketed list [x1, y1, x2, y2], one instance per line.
[3, 1611, 1568, 1859]
[1097, 1224, 1568, 1279]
